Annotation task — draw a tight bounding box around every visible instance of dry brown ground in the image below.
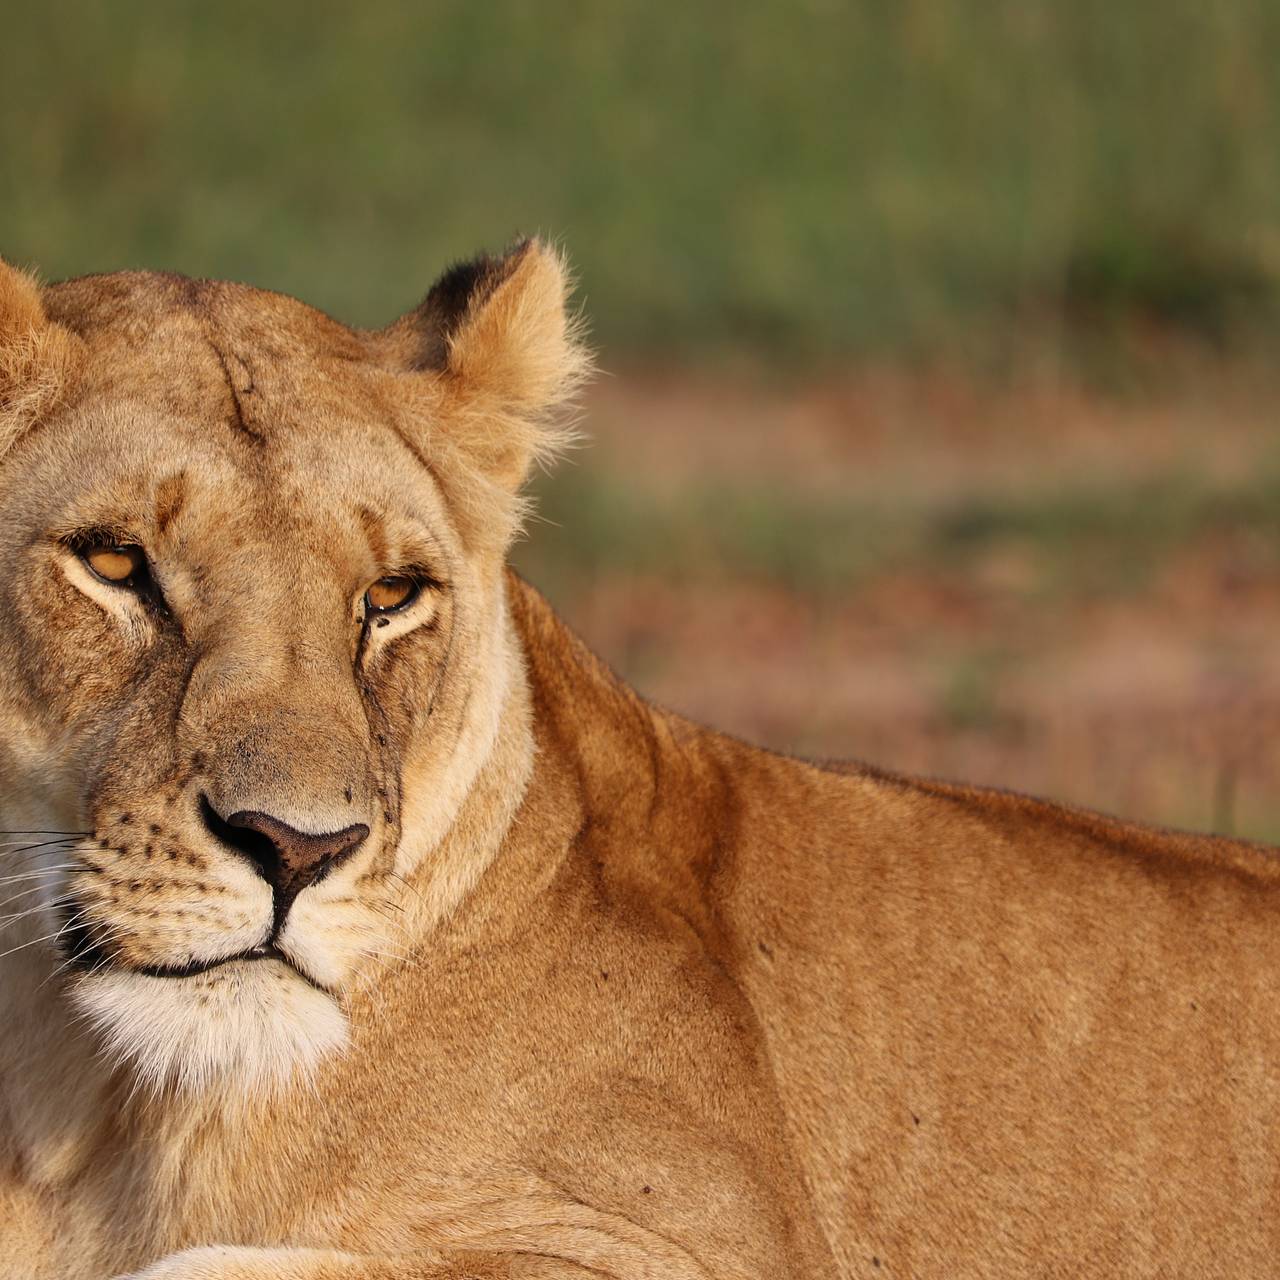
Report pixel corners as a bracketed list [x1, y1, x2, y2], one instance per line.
[515, 364, 1280, 843]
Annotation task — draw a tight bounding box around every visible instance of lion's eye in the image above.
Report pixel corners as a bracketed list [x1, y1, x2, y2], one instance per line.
[83, 544, 149, 588]
[365, 575, 418, 614]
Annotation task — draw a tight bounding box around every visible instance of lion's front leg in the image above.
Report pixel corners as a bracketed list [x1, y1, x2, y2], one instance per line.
[118, 1246, 601, 1280]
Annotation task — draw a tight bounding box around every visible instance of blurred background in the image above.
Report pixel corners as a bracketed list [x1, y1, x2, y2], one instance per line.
[4, 1, 1278, 839]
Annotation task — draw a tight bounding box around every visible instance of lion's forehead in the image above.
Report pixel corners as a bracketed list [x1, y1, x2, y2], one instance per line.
[10, 285, 442, 556]
[15, 406, 420, 556]
[40, 271, 402, 453]
[43, 270, 367, 362]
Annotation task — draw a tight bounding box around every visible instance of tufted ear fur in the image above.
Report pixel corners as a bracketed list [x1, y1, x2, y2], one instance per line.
[0, 259, 81, 457]
[377, 239, 591, 550]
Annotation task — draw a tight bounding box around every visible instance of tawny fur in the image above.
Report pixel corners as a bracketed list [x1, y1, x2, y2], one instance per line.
[0, 264, 82, 453]
[0, 242, 1277, 1280]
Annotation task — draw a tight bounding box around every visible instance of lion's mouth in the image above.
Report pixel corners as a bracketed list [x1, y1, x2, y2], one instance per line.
[136, 944, 330, 991]
[60, 912, 331, 993]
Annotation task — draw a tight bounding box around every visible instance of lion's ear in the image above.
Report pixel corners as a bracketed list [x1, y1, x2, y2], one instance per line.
[0, 259, 80, 455]
[379, 239, 591, 494]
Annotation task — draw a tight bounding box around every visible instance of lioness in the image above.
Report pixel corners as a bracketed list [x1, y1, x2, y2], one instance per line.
[0, 240, 1276, 1280]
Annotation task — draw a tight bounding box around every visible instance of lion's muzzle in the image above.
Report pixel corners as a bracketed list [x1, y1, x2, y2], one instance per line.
[199, 796, 369, 926]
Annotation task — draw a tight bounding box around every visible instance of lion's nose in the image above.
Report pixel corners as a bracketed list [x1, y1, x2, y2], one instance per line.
[200, 796, 369, 919]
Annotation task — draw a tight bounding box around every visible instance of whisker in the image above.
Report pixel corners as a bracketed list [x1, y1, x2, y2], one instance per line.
[40, 914, 113, 990]
[0, 928, 71, 962]
[42, 905, 98, 957]
[43, 926, 106, 983]
[359, 900, 406, 928]
[0, 839, 82, 856]
[0, 836, 89, 849]
[351, 941, 421, 969]
[388, 869, 428, 909]
[0, 903, 59, 929]
[0, 865, 82, 886]
[0, 862, 83, 881]
[0, 829, 90, 835]
[54, 905, 95, 939]
[0, 881, 66, 912]
[0, 839, 84, 860]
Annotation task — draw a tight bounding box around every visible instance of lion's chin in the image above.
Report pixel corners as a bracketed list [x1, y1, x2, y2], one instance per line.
[68, 958, 349, 1099]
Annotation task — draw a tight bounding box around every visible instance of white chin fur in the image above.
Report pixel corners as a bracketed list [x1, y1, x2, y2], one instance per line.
[68, 960, 348, 1098]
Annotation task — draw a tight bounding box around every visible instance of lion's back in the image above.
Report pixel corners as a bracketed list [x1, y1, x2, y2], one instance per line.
[713, 746, 1280, 1275]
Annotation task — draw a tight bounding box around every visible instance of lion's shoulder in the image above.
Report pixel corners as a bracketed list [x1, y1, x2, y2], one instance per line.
[507, 569, 1279, 897]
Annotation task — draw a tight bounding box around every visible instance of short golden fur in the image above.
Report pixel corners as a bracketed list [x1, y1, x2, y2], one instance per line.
[0, 243, 1277, 1280]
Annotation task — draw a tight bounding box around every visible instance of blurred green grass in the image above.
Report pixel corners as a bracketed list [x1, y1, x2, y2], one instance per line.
[4, 1, 1280, 365]
[517, 465, 1280, 598]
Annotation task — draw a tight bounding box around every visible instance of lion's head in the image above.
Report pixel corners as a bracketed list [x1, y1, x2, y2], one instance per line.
[0, 241, 587, 1095]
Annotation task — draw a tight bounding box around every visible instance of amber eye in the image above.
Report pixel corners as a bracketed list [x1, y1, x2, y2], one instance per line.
[83, 544, 149, 587]
[365, 575, 418, 614]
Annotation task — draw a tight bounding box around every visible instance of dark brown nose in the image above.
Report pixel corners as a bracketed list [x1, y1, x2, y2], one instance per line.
[201, 797, 368, 921]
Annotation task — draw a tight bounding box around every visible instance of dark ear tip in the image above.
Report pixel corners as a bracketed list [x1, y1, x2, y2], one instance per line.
[402, 239, 535, 372]
[423, 254, 497, 317]
[426, 239, 533, 308]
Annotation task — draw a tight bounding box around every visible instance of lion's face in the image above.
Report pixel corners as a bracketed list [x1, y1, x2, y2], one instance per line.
[0, 243, 585, 1094]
